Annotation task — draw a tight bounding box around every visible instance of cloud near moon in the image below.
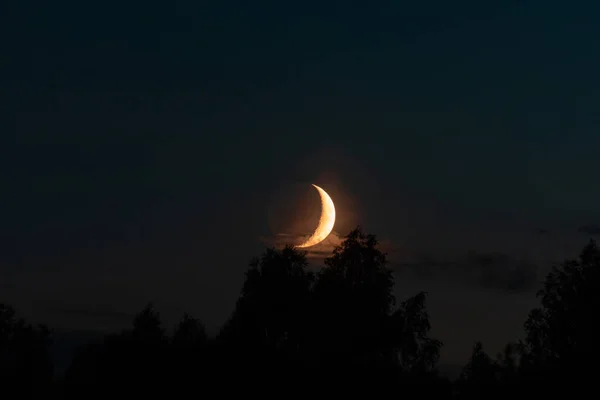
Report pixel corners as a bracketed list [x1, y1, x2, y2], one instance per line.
[262, 182, 347, 260]
[259, 231, 345, 260]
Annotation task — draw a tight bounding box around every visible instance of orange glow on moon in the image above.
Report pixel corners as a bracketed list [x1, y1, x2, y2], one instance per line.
[297, 184, 336, 248]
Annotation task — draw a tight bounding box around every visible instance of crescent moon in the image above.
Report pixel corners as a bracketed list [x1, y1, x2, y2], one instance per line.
[297, 184, 336, 248]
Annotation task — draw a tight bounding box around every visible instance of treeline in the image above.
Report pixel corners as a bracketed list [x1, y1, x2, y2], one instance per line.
[1, 227, 599, 395]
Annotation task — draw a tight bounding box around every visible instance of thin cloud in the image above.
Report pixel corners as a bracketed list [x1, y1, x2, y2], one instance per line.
[578, 224, 600, 236]
[42, 303, 135, 321]
[259, 231, 344, 260]
[260, 232, 538, 293]
[391, 251, 539, 293]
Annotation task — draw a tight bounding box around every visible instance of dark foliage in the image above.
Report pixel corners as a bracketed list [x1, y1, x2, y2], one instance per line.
[519, 239, 600, 384]
[0, 303, 53, 393]
[2, 231, 599, 396]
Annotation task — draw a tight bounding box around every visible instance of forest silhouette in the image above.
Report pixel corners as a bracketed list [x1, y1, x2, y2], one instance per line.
[1, 227, 599, 396]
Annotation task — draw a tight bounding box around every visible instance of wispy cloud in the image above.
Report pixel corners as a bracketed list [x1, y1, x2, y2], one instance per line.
[578, 223, 600, 236]
[391, 251, 539, 293]
[259, 231, 345, 260]
[42, 303, 135, 321]
[259, 231, 539, 293]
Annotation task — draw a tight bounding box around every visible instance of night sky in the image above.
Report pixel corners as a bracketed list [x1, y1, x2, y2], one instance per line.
[2, 0, 600, 367]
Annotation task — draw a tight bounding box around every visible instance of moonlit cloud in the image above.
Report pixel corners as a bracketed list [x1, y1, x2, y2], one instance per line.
[259, 231, 344, 260]
[259, 230, 397, 264]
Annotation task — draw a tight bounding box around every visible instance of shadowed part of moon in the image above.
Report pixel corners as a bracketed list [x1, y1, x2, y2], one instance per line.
[266, 182, 321, 244]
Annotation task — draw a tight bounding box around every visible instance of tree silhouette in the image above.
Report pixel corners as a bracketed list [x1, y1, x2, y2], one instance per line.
[456, 341, 521, 398]
[309, 227, 444, 386]
[317, 227, 394, 314]
[452, 239, 600, 394]
[217, 245, 314, 376]
[170, 313, 208, 383]
[309, 227, 395, 372]
[65, 303, 168, 392]
[130, 302, 166, 345]
[172, 313, 207, 348]
[459, 342, 498, 384]
[519, 239, 600, 383]
[389, 291, 443, 374]
[495, 342, 518, 383]
[455, 342, 503, 399]
[0, 303, 53, 390]
[36, 226, 597, 393]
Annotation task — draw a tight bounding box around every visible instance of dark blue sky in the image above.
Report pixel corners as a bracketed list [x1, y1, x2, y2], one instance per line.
[2, 0, 600, 365]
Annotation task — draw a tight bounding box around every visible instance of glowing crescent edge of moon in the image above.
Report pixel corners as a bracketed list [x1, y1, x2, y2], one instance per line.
[296, 184, 336, 248]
